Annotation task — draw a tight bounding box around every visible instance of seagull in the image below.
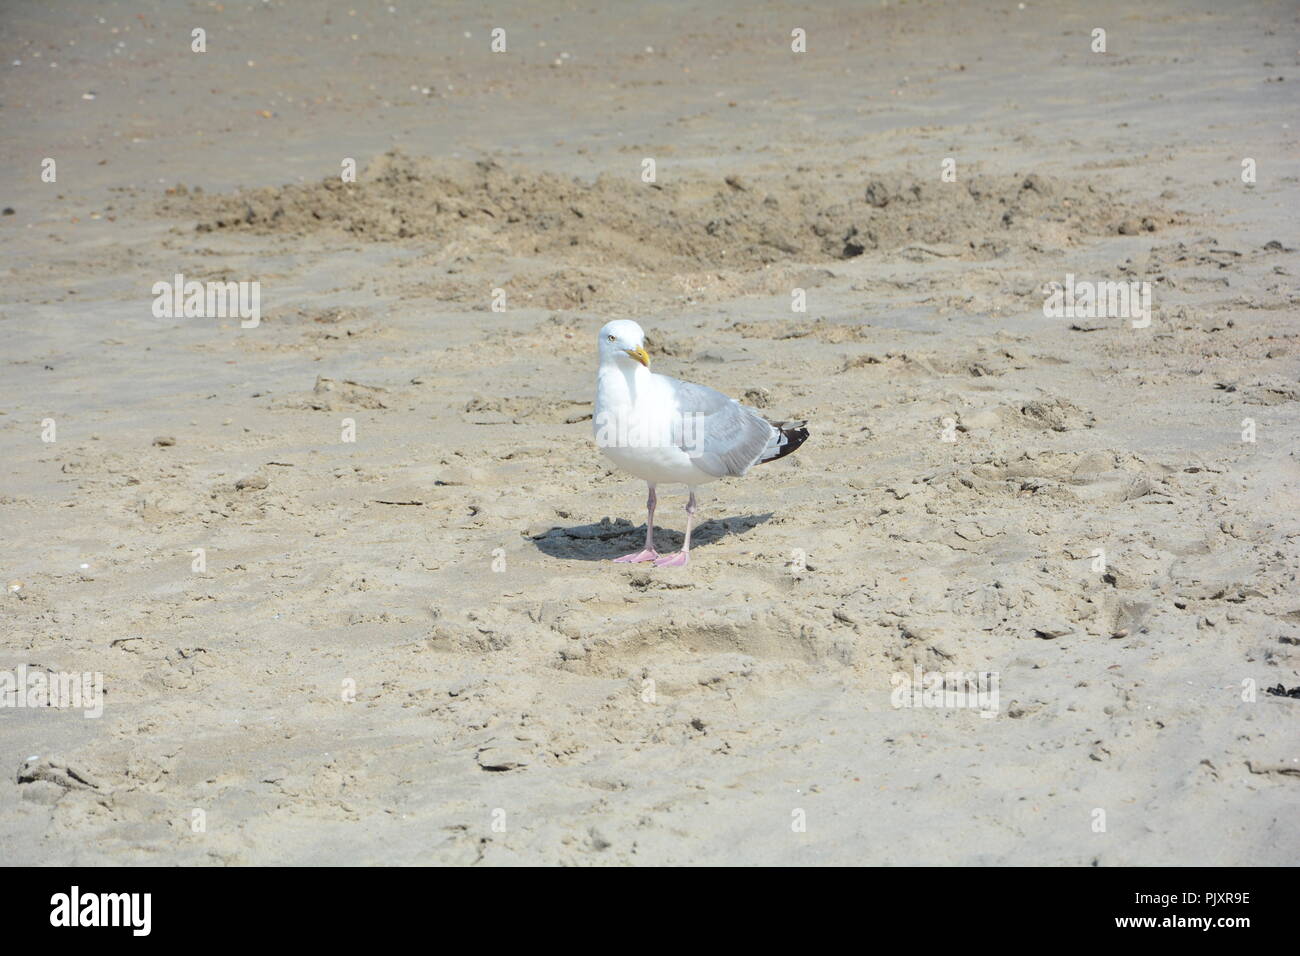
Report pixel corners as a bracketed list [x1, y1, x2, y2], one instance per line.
[593, 319, 808, 567]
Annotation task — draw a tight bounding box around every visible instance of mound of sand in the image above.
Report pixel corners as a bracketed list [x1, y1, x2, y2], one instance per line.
[162, 150, 1170, 272]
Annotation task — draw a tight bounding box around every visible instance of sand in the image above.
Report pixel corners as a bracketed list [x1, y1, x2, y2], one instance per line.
[0, 0, 1297, 865]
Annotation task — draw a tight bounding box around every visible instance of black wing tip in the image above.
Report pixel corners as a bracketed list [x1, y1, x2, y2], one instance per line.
[759, 420, 809, 465]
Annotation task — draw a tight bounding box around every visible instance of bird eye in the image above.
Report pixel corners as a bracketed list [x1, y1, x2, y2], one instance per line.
[607, 334, 616, 341]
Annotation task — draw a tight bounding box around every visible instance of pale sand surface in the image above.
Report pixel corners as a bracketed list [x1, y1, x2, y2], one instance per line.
[0, 0, 1297, 864]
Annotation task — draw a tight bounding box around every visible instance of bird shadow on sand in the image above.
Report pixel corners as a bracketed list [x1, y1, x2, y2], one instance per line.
[532, 513, 773, 561]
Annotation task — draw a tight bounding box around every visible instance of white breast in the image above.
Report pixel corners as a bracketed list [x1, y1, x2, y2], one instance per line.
[594, 365, 718, 487]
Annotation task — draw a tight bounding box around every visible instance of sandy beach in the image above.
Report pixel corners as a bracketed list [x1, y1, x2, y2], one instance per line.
[1, 0, 1297, 865]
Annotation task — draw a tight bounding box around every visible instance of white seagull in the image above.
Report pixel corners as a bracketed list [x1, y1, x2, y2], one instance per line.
[593, 319, 809, 567]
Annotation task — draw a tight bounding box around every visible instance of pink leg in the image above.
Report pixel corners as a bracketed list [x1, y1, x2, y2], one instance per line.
[613, 483, 659, 562]
[654, 490, 696, 568]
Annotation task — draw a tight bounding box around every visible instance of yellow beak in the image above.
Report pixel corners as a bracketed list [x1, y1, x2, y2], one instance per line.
[625, 346, 651, 367]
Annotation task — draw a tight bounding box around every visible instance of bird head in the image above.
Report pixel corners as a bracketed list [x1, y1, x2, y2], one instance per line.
[597, 319, 650, 368]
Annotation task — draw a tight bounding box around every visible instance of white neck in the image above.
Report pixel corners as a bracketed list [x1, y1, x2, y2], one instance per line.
[596, 355, 650, 407]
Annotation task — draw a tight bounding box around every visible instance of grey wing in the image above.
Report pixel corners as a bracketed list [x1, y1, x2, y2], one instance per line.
[668, 378, 776, 478]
